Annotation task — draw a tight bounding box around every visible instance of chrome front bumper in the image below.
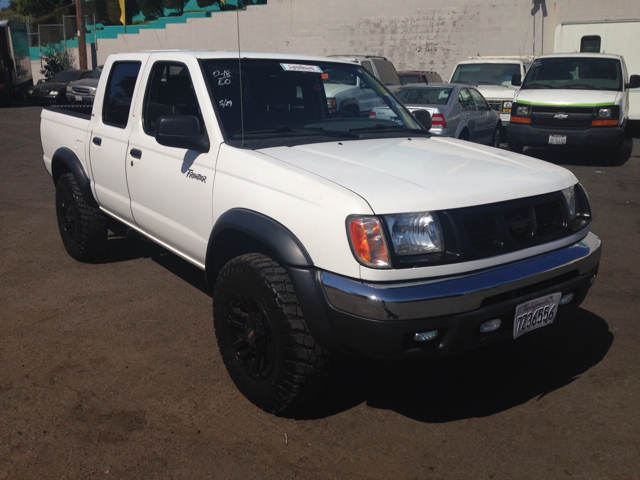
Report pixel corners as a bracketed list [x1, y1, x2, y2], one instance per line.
[322, 232, 601, 322]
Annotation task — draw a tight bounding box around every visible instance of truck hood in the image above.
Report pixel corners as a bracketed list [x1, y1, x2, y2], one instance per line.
[259, 137, 577, 213]
[473, 84, 517, 101]
[515, 88, 619, 106]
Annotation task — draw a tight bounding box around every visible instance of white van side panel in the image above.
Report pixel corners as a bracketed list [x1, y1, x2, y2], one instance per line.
[554, 21, 640, 120]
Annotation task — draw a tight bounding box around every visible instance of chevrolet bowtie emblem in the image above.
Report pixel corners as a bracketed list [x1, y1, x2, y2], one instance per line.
[554, 113, 569, 119]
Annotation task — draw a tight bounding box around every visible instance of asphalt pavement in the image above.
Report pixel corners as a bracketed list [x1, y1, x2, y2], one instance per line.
[1, 104, 639, 478]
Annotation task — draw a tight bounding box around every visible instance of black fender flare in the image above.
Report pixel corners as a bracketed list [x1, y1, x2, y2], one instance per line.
[51, 147, 99, 208]
[206, 208, 313, 285]
[206, 208, 339, 351]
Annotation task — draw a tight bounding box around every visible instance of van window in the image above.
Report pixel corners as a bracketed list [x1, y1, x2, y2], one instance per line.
[581, 36, 601, 53]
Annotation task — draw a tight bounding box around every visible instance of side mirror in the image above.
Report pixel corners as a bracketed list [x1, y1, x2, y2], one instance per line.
[511, 74, 522, 86]
[412, 109, 432, 131]
[626, 74, 640, 89]
[155, 115, 209, 153]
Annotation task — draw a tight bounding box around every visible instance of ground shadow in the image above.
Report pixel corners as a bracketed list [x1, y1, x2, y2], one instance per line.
[291, 308, 612, 423]
[102, 232, 211, 296]
[521, 135, 635, 167]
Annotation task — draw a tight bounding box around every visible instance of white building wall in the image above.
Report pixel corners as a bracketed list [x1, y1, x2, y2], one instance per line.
[93, 0, 640, 79]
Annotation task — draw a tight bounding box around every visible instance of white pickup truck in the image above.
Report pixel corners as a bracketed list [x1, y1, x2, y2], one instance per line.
[41, 50, 601, 413]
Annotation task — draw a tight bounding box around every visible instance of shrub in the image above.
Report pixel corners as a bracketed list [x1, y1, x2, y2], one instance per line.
[40, 44, 75, 79]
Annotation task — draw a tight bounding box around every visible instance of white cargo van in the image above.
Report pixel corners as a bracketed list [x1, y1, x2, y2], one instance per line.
[507, 53, 640, 164]
[554, 20, 640, 125]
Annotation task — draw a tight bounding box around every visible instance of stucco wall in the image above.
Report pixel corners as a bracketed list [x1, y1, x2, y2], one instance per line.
[90, 0, 640, 79]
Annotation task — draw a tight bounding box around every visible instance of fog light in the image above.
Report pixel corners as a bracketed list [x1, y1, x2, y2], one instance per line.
[479, 319, 502, 333]
[414, 330, 438, 342]
[560, 293, 574, 305]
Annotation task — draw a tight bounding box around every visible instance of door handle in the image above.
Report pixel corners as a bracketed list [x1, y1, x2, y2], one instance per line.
[130, 148, 142, 159]
[92, 137, 102, 146]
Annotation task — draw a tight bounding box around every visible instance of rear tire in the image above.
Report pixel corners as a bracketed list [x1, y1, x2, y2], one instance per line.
[213, 253, 330, 413]
[490, 127, 501, 148]
[55, 173, 108, 262]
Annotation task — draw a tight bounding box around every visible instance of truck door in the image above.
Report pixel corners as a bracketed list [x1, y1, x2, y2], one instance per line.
[88, 60, 143, 225]
[125, 61, 214, 264]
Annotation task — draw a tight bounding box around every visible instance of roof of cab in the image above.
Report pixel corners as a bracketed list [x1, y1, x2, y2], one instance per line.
[135, 50, 357, 65]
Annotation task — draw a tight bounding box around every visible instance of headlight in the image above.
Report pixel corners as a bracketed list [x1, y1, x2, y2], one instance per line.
[28, 89, 33, 94]
[48, 90, 59, 95]
[516, 105, 530, 115]
[598, 108, 612, 118]
[562, 184, 592, 230]
[89, 89, 96, 96]
[384, 212, 444, 255]
[562, 185, 577, 221]
[502, 101, 513, 113]
[347, 216, 390, 268]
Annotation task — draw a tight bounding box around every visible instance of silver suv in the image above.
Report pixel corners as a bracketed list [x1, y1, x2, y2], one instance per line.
[329, 54, 401, 90]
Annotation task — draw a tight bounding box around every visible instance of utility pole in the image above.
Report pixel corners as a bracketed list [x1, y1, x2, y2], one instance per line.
[75, 0, 87, 69]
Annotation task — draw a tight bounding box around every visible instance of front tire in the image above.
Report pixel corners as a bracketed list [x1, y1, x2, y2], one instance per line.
[213, 253, 330, 413]
[55, 173, 107, 262]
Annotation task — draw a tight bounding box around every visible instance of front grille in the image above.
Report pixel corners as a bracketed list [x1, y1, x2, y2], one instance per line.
[71, 86, 91, 95]
[451, 192, 572, 259]
[531, 106, 593, 115]
[487, 101, 502, 112]
[385, 191, 588, 269]
[532, 118, 591, 128]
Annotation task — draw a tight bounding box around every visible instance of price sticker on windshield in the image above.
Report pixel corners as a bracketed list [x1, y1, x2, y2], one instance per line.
[280, 64, 323, 73]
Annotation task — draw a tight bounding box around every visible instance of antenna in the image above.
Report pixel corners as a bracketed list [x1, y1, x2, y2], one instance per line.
[236, 3, 245, 147]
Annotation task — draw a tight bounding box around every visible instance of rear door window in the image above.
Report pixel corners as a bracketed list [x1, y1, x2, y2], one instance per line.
[458, 88, 475, 111]
[102, 61, 141, 128]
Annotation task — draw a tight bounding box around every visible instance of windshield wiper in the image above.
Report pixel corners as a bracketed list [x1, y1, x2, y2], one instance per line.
[241, 125, 360, 139]
[564, 84, 599, 89]
[523, 83, 559, 89]
[348, 124, 427, 134]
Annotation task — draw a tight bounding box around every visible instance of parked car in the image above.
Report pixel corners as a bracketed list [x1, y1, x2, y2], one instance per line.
[370, 83, 502, 146]
[27, 69, 91, 105]
[66, 66, 103, 104]
[329, 54, 401, 90]
[398, 70, 443, 85]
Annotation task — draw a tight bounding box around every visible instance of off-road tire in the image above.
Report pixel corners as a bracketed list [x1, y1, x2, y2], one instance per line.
[55, 173, 108, 262]
[213, 253, 330, 413]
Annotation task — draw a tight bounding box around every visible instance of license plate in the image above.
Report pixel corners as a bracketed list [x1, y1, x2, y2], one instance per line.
[75, 95, 83, 102]
[548, 135, 566, 145]
[513, 292, 561, 339]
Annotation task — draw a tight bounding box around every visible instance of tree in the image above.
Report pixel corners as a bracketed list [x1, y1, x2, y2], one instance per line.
[136, 0, 163, 20]
[40, 44, 75, 79]
[162, 0, 186, 16]
[9, 0, 68, 18]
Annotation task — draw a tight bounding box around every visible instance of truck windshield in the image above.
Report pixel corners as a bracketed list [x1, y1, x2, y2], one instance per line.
[201, 59, 425, 148]
[450, 63, 521, 86]
[522, 57, 622, 91]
